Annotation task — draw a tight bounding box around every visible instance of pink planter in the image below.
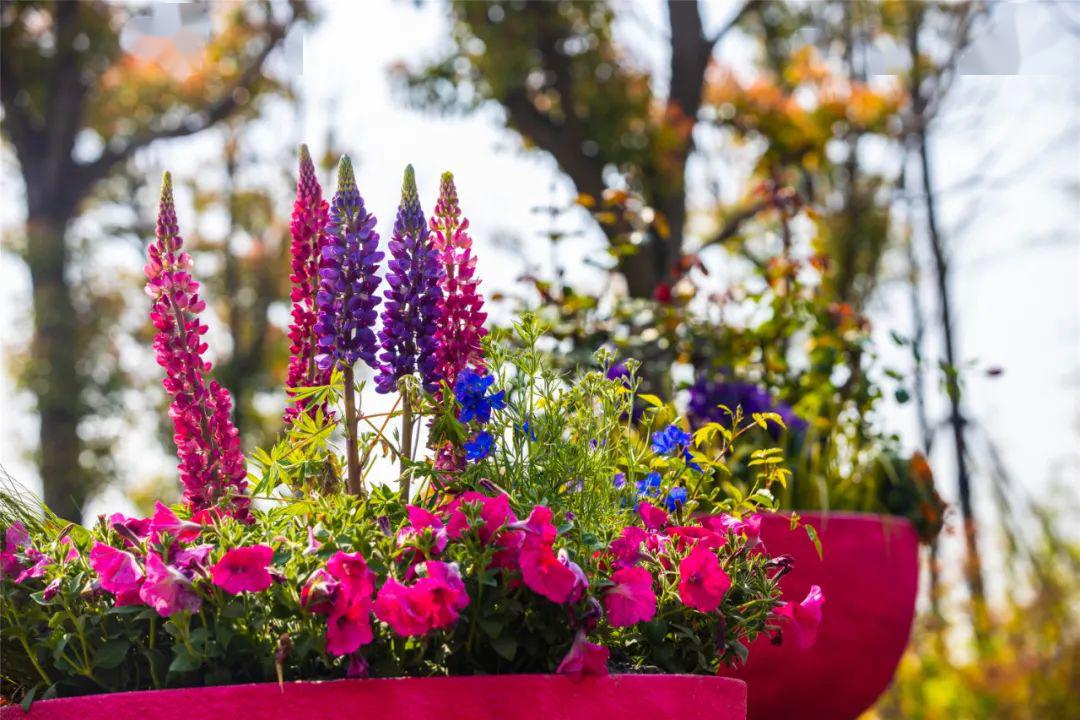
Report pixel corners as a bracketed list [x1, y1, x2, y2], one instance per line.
[719, 512, 919, 720]
[1, 675, 746, 720]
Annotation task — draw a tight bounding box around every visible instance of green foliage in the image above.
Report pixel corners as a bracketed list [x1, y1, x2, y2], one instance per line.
[1, 318, 789, 702]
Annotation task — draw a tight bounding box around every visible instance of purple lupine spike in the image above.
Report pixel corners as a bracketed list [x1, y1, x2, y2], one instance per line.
[375, 165, 444, 394]
[284, 144, 332, 424]
[431, 171, 487, 391]
[313, 155, 384, 374]
[145, 173, 248, 518]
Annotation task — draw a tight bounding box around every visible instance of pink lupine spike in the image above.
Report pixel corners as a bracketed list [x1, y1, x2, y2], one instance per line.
[284, 145, 332, 424]
[146, 173, 249, 518]
[430, 172, 487, 391]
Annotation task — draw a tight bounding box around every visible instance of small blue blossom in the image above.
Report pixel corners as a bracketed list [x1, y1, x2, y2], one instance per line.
[651, 424, 691, 455]
[613, 472, 626, 489]
[464, 431, 493, 462]
[665, 486, 688, 511]
[651, 424, 702, 472]
[521, 419, 537, 442]
[454, 368, 506, 424]
[636, 471, 662, 497]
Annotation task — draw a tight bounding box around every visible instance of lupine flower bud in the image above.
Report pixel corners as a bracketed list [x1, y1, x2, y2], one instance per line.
[430, 172, 486, 389]
[313, 156, 384, 374]
[284, 145, 332, 424]
[375, 165, 444, 394]
[145, 173, 249, 518]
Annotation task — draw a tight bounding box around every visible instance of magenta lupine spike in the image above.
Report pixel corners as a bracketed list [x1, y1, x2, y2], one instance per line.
[145, 173, 249, 518]
[430, 171, 487, 390]
[284, 145, 332, 424]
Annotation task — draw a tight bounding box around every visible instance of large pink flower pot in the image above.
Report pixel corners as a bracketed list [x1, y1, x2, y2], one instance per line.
[1, 675, 747, 720]
[719, 512, 919, 720]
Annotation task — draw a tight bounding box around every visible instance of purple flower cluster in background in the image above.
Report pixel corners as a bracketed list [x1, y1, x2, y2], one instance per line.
[314, 156, 384, 374]
[376, 165, 444, 394]
[687, 376, 807, 439]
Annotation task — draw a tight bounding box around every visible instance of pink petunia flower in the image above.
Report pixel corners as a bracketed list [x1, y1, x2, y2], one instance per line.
[326, 596, 375, 656]
[301, 568, 341, 615]
[59, 535, 79, 563]
[514, 505, 558, 547]
[149, 501, 202, 544]
[414, 561, 469, 630]
[702, 513, 764, 550]
[326, 551, 376, 600]
[89, 542, 145, 606]
[446, 491, 515, 543]
[520, 543, 578, 604]
[609, 526, 648, 569]
[139, 552, 201, 617]
[397, 506, 448, 555]
[678, 545, 731, 613]
[211, 545, 274, 594]
[42, 577, 61, 601]
[637, 501, 669, 531]
[172, 543, 213, 576]
[373, 578, 431, 637]
[666, 525, 725, 553]
[108, 512, 151, 547]
[346, 652, 369, 679]
[556, 631, 609, 676]
[14, 548, 51, 584]
[774, 584, 825, 649]
[558, 549, 589, 603]
[604, 566, 657, 627]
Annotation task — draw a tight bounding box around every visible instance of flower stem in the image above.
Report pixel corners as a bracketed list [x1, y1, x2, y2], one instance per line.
[400, 389, 414, 501]
[344, 365, 362, 495]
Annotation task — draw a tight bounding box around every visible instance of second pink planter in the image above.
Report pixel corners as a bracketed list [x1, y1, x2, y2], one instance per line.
[719, 512, 919, 720]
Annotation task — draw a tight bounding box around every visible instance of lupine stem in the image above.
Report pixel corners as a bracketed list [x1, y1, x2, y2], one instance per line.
[400, 388, 414, 501]
[343, 366, 362, 495]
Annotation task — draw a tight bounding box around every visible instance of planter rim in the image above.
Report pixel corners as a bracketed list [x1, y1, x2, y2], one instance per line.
[1, 674, 748, 720]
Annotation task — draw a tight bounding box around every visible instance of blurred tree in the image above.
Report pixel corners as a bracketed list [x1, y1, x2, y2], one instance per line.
[0, 1, 309, 521]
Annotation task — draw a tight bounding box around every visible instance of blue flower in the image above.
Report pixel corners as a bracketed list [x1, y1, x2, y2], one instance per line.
[651, 424, 702, 472]
[454, 368, 506, 424]
[613, 472, 626, 489]
[651, 424, 691, 455]
[464, 431, 493, 462]
[636, 472, 662, 497]
[665, 487, 688, 511]
[521, 419, 537, 442]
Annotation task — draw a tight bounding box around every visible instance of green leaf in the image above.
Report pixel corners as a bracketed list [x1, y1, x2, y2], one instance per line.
[169, 650, 202, 674]
[20, 685, 37, 713]
[805, 524, 823, 560]
[491, 635, 517, 661]
[93, 639, 130, 669]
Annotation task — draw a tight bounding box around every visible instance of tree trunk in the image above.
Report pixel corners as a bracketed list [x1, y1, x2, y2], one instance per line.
[24, 210, 88, 522]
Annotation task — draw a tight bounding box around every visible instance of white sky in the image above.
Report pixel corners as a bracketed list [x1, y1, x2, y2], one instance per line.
[1, 1, 1077, 605]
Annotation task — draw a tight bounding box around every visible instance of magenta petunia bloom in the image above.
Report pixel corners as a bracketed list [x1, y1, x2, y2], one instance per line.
[604, 565, 657, 627]
[1, 522, 30, 578]
[326, 596, 375, 656]
[108, 512, 151, 547]
[666, 525, 725, 553]
[14, 548, 50, 584]
[326, 551, 376, 600]
[397, 506, 449, 555]
[556, 632, 610, 676]
[774, 584, 825, 649]
[519, 543, 578, 604]
[445, 491, 515, 544]
[300, 568, 341, 615]
[89, 542, 145, 606]
[558, 549, 589, 603]
[373, 561, 469, 637]
[678, 545, 732, 613]
[414, 561, 469, 630]
[139, 552, 201, 617]
[609, 526, 648, 569]
[172, 544, 213, 575]
[637, 501, 670, 531]
[701, 513, 764, 549]
[149, 501, 201, 544]
[373, 578, 431, 637]
[211, 545, 274, 595]
[514, 505, 558, 547]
